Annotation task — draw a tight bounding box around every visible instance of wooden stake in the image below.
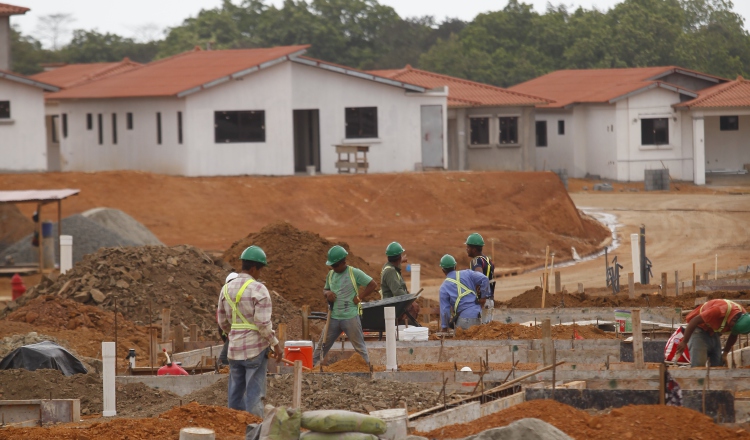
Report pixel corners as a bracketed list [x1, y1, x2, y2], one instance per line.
[659, 363, 666, 405]
[292, 360, 303, 409]
[161, 308, 171, 342]
[578, 283, 584, 294]
[150, 327, 159, 373]
[661, 273, 667, 297]
[278, 323, 287, 350]
[542, 319, 552, 366]
[301, 305, 310, 340]
[174, 324, 185, 353]
[554, 271, 561, 294]
[190, 324, 198, 342]
[675, 271, 679, 296]
[551, 348, 557, 400]
[541, 246, 550, 308]
[715, 254, 718, 280]
[628, 273, 635, 299]
[692, 263, 696, 292]
[632, 309, 644, 369]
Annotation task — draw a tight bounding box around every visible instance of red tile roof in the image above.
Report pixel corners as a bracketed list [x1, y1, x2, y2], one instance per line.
[0, 2, 28, 16]
[676, 77, 750, 109]
[30, 58, 142, 89]
[509, 66, 725, 108]
[48, 46, 309, 100]
[368, 65, 549, 107]
[0, 69, 59, 91]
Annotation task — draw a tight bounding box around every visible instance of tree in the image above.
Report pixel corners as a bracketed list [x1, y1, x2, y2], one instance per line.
[35, 13, 75, 50]
[61, 30, 160, 64]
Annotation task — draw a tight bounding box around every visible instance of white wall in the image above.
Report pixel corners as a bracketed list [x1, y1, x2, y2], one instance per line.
[59, 98, 187, 174]
[0, 79, 47, 171]
[704, 114, 750, 171]
[534, 110, 575, 174]
[290, 62, 446, 174]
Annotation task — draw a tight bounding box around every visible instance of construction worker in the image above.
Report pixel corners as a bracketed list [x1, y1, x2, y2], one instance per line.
[313, 245, 377, 365]
[439, 254, 490, 332]
[217, 246, 282, 416]
[675, 299, 750, 367]
[218, 272, 239, 367]
[465, 233, 496, 324]
[381, 242, 408, 298]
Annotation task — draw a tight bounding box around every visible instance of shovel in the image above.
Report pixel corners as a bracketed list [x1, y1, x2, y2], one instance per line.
[319, 299, 334, 372]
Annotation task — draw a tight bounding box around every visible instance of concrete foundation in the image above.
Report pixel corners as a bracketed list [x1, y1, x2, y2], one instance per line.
[0, 399, 80, 427]
[409, 392, 525, 432]
[117, 373, 224, 396]
[493, 307, 683, 324]
[172, 345, 223, 366]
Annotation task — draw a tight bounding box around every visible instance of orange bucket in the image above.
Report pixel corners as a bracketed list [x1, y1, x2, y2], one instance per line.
[284, 341, 313, 369]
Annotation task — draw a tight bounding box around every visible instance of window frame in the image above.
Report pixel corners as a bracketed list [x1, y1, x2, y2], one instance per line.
[640, 117, 670, 146]
[720, 116, 739, 131]
[112, 113, 118, 145]
[86, 113, 93, 130]
[97, 113, 103, 145]
[498, 116, 519, 145]
[469, 116, 491, 146]
[558, 120, 565, 135]
[62, 113, 68, 138]
[126, 112, 133, 130]
[535, 120, 548, 147]
[50, 115, 59, 143]
[214, 110, 266, 143]
[0, 101, 10, 119]
[156, 112, 162, 145]
[177, 111, 183, 145]
[344, 107, 378, 139]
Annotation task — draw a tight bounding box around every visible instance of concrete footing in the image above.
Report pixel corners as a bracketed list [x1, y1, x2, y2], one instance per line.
[117, 373, 224, 396]
[0, 399, 80, 427]
[409, 392, 525, 433]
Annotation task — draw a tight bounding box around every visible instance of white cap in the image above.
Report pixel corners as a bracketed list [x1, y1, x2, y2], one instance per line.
[460, 366, 472, 372]
[225, 272, 239, 284]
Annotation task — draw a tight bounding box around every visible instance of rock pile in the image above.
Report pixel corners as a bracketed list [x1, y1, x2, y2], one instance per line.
[222, 221, 378, 312]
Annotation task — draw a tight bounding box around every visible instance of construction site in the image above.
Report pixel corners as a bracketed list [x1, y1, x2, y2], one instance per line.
[0, 170, 749, 440]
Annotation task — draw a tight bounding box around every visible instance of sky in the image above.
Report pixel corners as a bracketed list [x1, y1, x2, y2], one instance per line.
[12, 0, 750, 47]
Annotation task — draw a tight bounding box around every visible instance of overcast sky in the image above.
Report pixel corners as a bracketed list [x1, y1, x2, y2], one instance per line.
[13, 0, 750, 47]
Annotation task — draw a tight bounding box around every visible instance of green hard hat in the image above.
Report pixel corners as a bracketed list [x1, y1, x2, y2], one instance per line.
[732, 314, 750, 335]
[465, 233, 485, 246]
[326, 245, 348, 266]
[440, 254, 457, 269]
[240, 245, 267, 265]
[385, 242, 405, 257]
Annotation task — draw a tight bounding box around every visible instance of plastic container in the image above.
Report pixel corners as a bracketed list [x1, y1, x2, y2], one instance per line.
[285, 340, 313, 369]
[368, 408, 407, 440]
[41, 221, 53, 238]
[400, 326, 428, 342]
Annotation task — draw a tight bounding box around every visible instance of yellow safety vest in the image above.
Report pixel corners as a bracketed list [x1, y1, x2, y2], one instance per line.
[477, 256, 493, 279]
[445, 271, 477, 316]
[222, 279, 260, 331]
[327, 267, 363, 315]
[700, 299, 740, 333]
[379, 265, 404, 299]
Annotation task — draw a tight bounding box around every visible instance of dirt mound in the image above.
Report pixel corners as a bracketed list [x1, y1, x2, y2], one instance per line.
[3, 403, 257, 440]
[14, 245, 227, 337]
[450, 321, 616, 340]
[419, 400, 750, 439]
[0, 203, 34, 254]
[222, 221, 377, 312]
[324, 352, 371, 372]
[502, 286, 750, 309]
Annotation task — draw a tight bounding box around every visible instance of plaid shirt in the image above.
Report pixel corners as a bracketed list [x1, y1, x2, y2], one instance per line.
[217, 273, 278, 361]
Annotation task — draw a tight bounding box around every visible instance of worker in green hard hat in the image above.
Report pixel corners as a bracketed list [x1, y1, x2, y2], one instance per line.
[465, 233, 496, 324]
[313, 245, 377, 366]
[217, 245, 282, 416]
[439, 254, 489, 332]
[381, 242, 421, 324]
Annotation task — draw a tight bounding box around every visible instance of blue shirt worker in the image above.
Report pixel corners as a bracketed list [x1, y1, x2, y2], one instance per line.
[439, 254, 490, 331]
[313, 245, 377, 365]
[465, 233, 496, 324]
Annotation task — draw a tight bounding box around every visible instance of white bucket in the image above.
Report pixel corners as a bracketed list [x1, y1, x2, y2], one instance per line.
[306, 165, 316, 176]
[369, 408, 407, 440]
[400, 326, 428, 342]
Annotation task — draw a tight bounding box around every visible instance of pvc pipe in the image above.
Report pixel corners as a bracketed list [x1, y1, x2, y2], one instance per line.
[410, 264, 421, 293]
[102, 342, 116, 417]
[715, 254, 718, 280]
[385, 307, 397, 372]
[630, 234, 641, 284]
[180, 427, 215, 440]
[60, 235, 73, 274]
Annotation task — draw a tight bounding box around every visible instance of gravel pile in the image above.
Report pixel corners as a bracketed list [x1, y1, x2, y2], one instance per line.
[0, 203, 34, 254]
[82, 207, 164, 246]
[0, 214, 138, 265]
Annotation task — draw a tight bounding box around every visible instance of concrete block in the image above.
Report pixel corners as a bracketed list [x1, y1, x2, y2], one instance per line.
[480, 391, 524, 417]
[409, 401, 480, 432]
[0, 399, 80, 426]
[116, 373, 224, 396]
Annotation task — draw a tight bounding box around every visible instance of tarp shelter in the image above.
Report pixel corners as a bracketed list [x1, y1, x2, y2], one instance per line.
[0, 189, 80, 274]
[0, 341, 88, 376]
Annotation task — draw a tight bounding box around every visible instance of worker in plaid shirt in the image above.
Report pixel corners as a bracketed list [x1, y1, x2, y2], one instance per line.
[217, 245, 282, 416]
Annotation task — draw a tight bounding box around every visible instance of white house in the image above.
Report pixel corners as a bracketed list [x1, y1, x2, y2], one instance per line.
[46, 46, 448, 176]
[0, 70, 59, 172]
[370, 66, 549, 171]
[509, 67, 730, 184]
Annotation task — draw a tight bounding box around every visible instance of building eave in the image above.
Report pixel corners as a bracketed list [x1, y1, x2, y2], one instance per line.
[290, 56, 426, 93]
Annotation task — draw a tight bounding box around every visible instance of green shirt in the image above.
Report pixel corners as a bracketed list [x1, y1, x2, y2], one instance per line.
[380, 262, 408, 299]
[324, 266, 373, 320]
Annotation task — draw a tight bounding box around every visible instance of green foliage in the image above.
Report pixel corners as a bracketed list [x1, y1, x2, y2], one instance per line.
[9, 0, 750, 85]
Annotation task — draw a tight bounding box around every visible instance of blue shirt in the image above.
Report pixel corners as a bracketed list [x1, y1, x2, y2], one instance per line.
[439, 269, 490, 329]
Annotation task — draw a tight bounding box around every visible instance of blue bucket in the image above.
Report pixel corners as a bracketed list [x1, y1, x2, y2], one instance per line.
[42, 221, 54, 238]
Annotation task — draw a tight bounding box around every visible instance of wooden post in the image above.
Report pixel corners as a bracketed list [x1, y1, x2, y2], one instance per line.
[150, 327, 159, 371]
[628, 273, 635, 299]
[551, 348, 556, 400]
[542, 319, 552, 366]
[659, 363, 666, 405]
[174, 325, 185, 353]
[674, 271, 679, 296]
[541, 246, 550, 308]
[632, 309, 644, 369]
[161, 308, 171, 342]
[692, 263, 697, 292]
[715, 254, 718, 280]
[301, 305, 310, 341]
[577, 283, 584, 294]
[292, 360, 303, 409]
[554, 271, 561, 294]
[190, 324, 198, 342]
[661, 273, 667, 297]
[278, 323, 287, 350]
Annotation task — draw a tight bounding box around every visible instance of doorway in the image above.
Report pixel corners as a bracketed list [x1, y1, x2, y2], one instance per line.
[421, 105, 444, 169]
[46, 115, 61, 171]
[293, 109, 320, 173]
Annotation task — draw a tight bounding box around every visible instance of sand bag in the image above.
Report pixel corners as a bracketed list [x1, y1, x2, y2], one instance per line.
[256, 406, 301, 440]
[300, 432, 379, 440]
[301, 410, 387, 435]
